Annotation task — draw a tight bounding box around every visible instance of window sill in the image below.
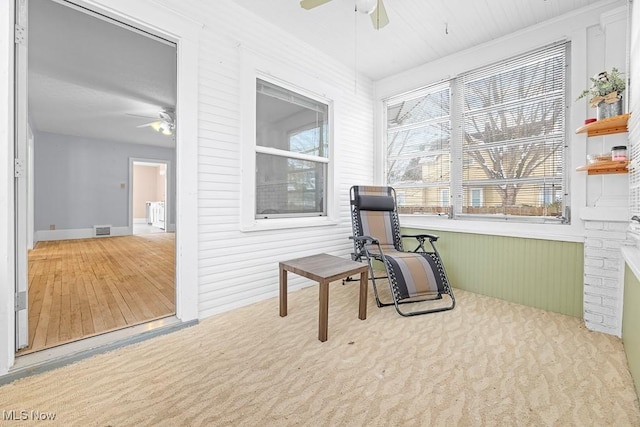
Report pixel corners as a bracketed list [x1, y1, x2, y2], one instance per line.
[240, 216, 339, 232]
[622, 245, 640, 281]
[399, 214, 583, 243]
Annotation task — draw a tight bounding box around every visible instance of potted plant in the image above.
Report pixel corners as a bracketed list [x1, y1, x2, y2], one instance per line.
[577, 67, 626, 119]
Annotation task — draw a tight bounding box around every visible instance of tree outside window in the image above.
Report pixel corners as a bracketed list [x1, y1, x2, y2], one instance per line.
[384, 42, 568, 222]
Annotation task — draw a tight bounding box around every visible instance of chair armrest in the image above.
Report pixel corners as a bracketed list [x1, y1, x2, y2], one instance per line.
[349, 235, 380, 244]
[401, 233, 439, 242]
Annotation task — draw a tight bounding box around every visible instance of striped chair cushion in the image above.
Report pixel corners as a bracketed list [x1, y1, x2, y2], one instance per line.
[384, 250, 445, 299]
[353, 186, 398, 252]
[358, 210, 396, 253]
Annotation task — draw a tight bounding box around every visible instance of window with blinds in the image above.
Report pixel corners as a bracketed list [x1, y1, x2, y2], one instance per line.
[385, 83, 451, 215]
[629, 103, 640, 234]
[384, 41, 569, 223]
[628, 8, 640, 235]
[459, 43, 568, 220]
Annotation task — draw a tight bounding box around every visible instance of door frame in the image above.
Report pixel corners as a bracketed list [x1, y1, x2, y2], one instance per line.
[129, 158, 171, 234]
[1, 0, 201, 375]
[14, 0, 28, 350]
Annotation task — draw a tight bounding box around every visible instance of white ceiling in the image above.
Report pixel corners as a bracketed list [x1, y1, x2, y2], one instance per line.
[231, 0, 610, 81]
[27, 0, 611, 147]
[28, 0, 177, 147]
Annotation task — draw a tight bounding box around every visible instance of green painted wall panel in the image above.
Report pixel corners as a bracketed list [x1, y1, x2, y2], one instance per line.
[623, 265, 640, 397]
[402, 228, 584, 318]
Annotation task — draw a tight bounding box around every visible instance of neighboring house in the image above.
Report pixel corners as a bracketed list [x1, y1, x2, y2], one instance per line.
[0, 0, 638, 396]
[394, 152, 563, 217]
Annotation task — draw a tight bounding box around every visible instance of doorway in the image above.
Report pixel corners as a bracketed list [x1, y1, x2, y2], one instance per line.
[15, 0, 178, 355]
[132, 160, 169, 235]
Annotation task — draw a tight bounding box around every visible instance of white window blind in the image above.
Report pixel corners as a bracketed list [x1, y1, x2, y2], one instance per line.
[628, 6, 640, 233]
[383, 41, 570, 223]
[385, 83, 451, 215]
[629, 102, 640, 233]
[458, 42, 568, 220]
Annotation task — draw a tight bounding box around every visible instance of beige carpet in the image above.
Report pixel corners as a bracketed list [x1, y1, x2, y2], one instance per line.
[1, 282, 639, 426]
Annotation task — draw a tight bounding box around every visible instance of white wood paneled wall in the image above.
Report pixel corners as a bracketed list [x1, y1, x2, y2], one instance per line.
[156, 0, 375, 318]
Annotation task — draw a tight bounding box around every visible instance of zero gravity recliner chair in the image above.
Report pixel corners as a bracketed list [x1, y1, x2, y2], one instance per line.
[349, 185, 455, 316]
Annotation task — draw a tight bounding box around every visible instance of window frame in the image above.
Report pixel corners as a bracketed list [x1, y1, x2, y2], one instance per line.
[382, 41, 570, 226]
[384, 82, 452, 216]
[240, 53, 340, 232]
[255, 79, 329, 219]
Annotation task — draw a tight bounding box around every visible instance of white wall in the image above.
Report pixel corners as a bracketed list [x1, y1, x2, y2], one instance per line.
[584, 8, 629, 209]
[133, 164, 164, 219]
[33, 131, 176, 235]
[131, 0, 375, 318]
[374, 0, 628, 243]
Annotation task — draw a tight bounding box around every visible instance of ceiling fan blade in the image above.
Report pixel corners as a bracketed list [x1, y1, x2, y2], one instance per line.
[137, 121, 159, 129]
[126, 113, 157, 119]
[300, 0, 332, 10]
[159, 111, 175, 125]
[370, 0, 389, 29]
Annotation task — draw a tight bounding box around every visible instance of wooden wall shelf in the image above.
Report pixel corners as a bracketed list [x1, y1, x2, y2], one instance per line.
[576, 160, 629, 175]
[575, 113, 630, 137]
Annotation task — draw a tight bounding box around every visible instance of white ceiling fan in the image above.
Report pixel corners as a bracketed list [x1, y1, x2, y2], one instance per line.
[300, 0, 389, 30]
[133, 110, 175, 136]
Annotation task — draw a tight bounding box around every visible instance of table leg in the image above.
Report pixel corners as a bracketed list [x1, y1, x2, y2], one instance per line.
[358, 270, 368, 320]
[318, 281, 329, 342]
[279, 267, 287, 317]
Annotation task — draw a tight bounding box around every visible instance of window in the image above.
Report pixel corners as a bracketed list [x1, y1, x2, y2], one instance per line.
[384, 42, 569, 223]
[469, 188, 484, 208]
[386, 83, 451, 216]
[255, 79, 329, 218]
[440, 189, 450, 208]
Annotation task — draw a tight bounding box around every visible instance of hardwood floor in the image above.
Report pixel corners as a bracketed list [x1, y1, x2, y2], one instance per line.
[19, 233, 175, 355]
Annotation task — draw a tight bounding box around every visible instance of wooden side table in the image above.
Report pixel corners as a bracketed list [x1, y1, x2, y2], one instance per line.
[279, 253, 369, 342]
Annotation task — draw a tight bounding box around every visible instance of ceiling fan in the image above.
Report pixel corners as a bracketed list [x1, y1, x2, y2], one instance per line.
[134, 110, 175, 136]
[300, 0, 389, 30]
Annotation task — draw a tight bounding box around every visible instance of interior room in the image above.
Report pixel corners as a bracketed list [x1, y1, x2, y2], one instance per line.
[15, 0, 178, 354]
[0, 0, 639, 424]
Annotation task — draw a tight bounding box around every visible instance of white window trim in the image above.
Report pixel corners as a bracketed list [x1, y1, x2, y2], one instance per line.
[240, 50, 341, 232]
[400, 214, 583, 242]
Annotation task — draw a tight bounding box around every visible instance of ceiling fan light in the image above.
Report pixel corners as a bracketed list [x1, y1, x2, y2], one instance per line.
[160, 121, 174, 135]
[355, 0, 377, 15]
[150, 121, 162, 132]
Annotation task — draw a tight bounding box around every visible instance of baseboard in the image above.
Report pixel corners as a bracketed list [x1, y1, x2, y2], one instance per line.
[35, 226, 131, 241]
[133, 218, 147, 224]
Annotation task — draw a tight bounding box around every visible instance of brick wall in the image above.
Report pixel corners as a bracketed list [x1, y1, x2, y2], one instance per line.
[583, 219, 629, 336]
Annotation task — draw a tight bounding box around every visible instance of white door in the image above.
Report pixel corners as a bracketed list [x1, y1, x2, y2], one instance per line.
[14, 0, 29, 350]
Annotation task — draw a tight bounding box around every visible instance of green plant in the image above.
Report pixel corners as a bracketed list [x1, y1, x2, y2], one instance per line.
[577, 67, 626, 107]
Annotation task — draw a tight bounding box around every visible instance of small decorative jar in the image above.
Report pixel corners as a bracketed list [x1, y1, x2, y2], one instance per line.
[612, 145, 627, 161]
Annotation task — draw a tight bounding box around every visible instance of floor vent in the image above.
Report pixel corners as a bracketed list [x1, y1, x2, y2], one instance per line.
[94, 225, 112, 237]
